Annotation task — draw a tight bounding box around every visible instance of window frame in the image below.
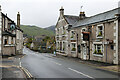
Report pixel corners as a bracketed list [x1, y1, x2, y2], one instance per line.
[93, 42, 104, 57]
[71, 42, 76, 52]
[96, 24, 104, 39]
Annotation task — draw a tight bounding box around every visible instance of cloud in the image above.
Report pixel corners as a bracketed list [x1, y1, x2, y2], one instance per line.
[0, 0, 119, 28]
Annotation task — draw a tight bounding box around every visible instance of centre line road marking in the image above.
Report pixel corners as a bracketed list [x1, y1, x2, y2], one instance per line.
[68, 68, 94, 79]
[51, 61, 62, 66]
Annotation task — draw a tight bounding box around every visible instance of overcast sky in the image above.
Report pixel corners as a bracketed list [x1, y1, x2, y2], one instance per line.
[0, 0, 119, 28]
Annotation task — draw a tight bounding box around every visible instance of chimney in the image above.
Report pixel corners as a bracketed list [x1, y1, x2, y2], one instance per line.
[17, 12, 20, 28]
[59, 6, 64, 16]
[0, 5, 1, 11]
[79, 11, 86, 19]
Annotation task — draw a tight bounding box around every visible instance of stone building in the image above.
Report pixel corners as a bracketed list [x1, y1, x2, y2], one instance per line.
[0, 6, 23, 56]
[55, 7, 79, 56]
[56, 7, 120, 64]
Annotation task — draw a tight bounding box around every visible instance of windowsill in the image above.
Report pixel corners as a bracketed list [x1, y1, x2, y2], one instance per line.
[81, 41, 86, 44]
[56, 50, 60, 51]
[62, 35, 67, 37]
[70, 38, 76, 40]
[96, 36, 103, 39]
[56, 35, 59, 37]
[93, 54, 103, 57]
[4, 44, 15, 47]
[61, 50, 65, 52]
[71, 51, 76, 53]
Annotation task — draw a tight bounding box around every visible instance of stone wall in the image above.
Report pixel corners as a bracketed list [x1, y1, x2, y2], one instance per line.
[3, 46, 16, 56]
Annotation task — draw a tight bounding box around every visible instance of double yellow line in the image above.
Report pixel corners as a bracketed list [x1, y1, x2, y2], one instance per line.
[20, 66, 34, 79]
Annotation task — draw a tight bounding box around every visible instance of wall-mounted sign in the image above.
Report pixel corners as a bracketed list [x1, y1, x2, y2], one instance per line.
[10, 24, 16, 31]
[82, 32, 90, 41]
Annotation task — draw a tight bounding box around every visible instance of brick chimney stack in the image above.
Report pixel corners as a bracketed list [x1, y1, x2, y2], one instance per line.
[17, 12, 20, 28]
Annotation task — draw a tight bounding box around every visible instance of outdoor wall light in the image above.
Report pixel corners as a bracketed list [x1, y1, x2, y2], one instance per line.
[92, 25, 94, 28]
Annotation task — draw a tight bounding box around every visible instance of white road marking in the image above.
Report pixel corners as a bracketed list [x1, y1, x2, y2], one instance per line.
[51, 61, 62, 66]
[68, 68, 94, 79]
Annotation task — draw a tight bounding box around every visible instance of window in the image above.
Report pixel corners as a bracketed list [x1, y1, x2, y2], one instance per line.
[93, 44, 103, 55]
[11, 37, 13, 44]
[63, 42, 65, 51]
[56, 28, 59, 36]
[4, 39, 8, 45]
[81, 28, 87, 40]
[71, 31, 74, 38]
[71, 43, 76, 51]
[97, 24, 104, 38]
[62, 26, 66, 35]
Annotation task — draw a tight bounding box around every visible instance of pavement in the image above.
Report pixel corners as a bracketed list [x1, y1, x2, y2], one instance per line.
[21, 47, 120, 79]
[55, 54, 120, 74]
[1, 54, 28, 79]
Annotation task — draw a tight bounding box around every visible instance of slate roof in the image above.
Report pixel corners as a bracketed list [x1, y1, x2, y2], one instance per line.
[64, 15, 80, 25]
[72, 7, 120, 28]
[2, 31, 16, 37]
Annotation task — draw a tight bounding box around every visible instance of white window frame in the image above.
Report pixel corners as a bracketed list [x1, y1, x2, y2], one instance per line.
[71, 42, 76, 52]
[96, 24, 104, 39]
[92, 42, 104, 57]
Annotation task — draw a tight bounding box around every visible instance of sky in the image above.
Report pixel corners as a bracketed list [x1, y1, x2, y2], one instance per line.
[0, 0, 119, 28]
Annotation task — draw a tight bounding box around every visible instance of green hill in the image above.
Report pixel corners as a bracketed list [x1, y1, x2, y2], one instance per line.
[20, 25, 55, 37]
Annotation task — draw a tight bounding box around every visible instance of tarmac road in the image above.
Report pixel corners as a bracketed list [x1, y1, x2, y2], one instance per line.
[21, 47, 119, 79]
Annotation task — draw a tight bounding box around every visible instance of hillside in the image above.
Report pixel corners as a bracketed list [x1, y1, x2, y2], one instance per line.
[44, 25, 55, 33]
[21, 25, 55, 37]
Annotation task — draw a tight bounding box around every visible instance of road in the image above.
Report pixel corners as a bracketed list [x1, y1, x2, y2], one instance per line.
[21, 47, 119, 79]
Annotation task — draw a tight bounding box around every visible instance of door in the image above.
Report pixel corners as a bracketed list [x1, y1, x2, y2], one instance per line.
[82, 44, 87, 60]
[60, 42, 62, 50]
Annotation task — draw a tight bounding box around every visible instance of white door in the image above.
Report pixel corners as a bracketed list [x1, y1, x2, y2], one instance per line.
[82, 45, 87, 60]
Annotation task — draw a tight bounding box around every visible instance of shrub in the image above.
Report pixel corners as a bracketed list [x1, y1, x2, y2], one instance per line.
[72, 48, 76, 51]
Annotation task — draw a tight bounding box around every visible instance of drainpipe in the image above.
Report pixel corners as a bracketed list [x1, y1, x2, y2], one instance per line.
[77, 33, 78, 57]
[88, 27, 91, 60]
[88, 35, 90, 60]
[106, 43, 107, 63]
